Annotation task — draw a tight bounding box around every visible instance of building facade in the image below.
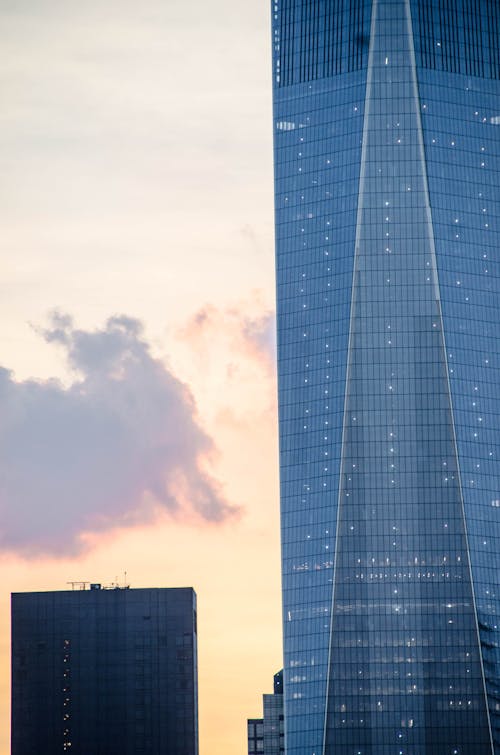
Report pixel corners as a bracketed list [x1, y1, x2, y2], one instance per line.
[272, 1, 500, 753]
[11, 586, 198, 755]
[248, 670, 285, 755]
[248, 718, 265, 755]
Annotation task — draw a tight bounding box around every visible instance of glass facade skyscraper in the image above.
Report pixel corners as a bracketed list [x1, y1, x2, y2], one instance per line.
[271, 1, 500, 753]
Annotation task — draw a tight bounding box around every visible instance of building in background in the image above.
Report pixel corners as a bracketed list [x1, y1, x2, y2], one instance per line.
[248, 670, 284, 755]
[247, 717, 264, 754]
[272, 0, 500, 752]
[11, 585, 198, 755]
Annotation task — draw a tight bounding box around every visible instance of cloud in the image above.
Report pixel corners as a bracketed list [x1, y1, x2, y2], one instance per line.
[240, 310, 276, 372]
[0, 313, 237, 558]
[181, 302, 276, 375]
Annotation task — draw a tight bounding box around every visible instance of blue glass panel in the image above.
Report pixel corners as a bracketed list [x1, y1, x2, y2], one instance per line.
[274, 68, 367, 753]
[413, 1, 500, 747]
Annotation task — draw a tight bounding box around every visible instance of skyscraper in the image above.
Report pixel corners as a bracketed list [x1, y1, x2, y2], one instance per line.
[271, 1, 500, 752]
[11, 585, 198, 755]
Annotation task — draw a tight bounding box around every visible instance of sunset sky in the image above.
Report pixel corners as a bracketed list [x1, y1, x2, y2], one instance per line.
[0, 2, 280, 753]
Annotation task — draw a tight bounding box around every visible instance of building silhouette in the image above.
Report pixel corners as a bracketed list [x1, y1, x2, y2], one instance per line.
[272, 0, 500, 752]
[248, 670, 284, 755]
[11, 585, 198, 755]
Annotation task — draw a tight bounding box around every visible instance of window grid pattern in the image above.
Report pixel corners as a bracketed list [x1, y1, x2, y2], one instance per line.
[272, 0, 500, 754]
[248, 719, 264, 755]
[274, 71, 367, 753]
[11, 589, 198, 755]
[414, 10, 500, 747]
[273, 0, 372, 87]
[412, 0, 500, 80]
[324, 1, 491, 752]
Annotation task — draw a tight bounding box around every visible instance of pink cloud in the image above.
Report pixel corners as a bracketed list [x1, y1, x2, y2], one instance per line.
[181, 301, 276, 375]
[0, 313, 237, 558]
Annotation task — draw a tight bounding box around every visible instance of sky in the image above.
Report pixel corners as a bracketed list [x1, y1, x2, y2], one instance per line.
[0, 1, 280, 753]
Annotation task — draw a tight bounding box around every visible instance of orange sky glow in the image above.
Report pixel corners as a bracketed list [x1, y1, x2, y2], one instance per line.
[0, 1, 280, 753]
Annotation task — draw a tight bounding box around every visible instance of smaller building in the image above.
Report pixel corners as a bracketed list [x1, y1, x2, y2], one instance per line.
[247, 719, 264, 755]
[247, 670, 284, 755]
[11, 584, 198, 755]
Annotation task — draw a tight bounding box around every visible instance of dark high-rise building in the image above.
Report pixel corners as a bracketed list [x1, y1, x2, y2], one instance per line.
[11, 585, 198, 755]
[271, 1, 500, 752]
[248, 670, 284, 755]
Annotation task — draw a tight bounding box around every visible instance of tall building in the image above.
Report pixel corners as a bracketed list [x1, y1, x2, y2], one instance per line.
[11, 585, 198, 755]
[272, 1, 500, 752]
[248, 670, 285, 755]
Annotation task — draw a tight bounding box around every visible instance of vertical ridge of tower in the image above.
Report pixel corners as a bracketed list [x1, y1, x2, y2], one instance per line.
[323, 1, 492, 751]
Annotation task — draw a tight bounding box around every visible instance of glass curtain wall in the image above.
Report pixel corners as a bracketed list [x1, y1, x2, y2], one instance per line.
[272, 1, 500, 753]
